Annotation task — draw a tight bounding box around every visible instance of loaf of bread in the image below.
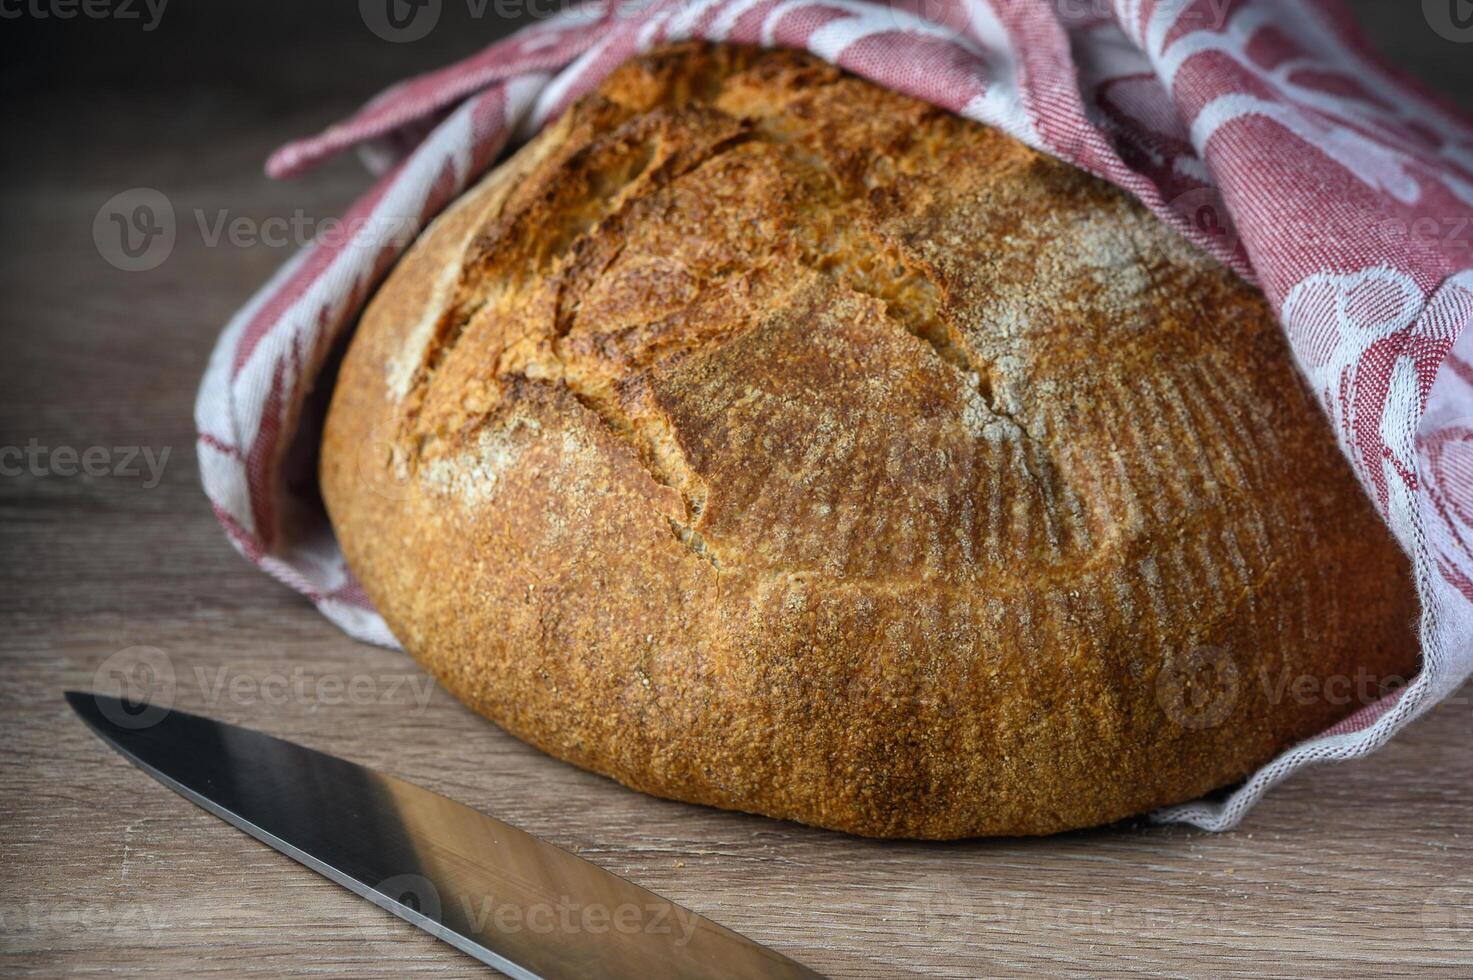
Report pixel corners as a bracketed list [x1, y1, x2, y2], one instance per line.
[320, 42, 1419, 838]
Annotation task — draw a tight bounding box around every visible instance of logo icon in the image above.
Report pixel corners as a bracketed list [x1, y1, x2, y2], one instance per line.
[1155, 645, 1239, 730]
[91, 646, 177, 729]
[1425, 0, 1473, 42]
[1422, 882, 1473, 934]
[915, 872, 978, 940]
[358, 418, 417, 503]
[93, 188, 175, 272]
[360, 0, 442, 42]
[879, 0, 973, 38]
[1169, 187, 1242, 262]
[356, 873, 444, 947]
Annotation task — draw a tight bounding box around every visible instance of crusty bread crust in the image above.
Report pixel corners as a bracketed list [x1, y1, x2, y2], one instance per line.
[321, 43, 1419, 838]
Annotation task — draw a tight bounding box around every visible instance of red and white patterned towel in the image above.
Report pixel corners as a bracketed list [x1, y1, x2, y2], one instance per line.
[195, 0, 1473, 829]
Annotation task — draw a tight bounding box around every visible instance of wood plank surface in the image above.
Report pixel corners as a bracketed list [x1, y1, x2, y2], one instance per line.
[3, 3, 1472, 976]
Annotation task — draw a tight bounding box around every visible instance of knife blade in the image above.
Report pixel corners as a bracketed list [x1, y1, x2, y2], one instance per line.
[66, 690, 822, 979]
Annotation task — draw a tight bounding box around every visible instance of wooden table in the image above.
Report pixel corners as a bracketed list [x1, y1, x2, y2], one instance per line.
[3, 4, 1471, 976]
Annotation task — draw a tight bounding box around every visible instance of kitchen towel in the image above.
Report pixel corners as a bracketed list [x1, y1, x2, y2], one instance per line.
[195, 0, 1473, 829]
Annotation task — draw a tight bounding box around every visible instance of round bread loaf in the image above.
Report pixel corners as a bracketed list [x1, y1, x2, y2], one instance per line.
[321, 42, 1419, 838]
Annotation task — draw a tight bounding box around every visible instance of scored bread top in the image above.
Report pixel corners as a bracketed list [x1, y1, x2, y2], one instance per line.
[321, 42, 1418, 837]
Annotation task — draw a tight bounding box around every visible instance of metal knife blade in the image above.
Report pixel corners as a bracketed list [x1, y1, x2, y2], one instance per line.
[66, 690, 822, 979]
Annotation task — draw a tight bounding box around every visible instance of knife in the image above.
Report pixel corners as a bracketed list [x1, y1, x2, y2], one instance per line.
[66, 690, 822, 979]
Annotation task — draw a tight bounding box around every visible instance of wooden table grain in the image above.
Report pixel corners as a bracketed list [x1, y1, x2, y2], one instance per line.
[3, 4, 1472, 977]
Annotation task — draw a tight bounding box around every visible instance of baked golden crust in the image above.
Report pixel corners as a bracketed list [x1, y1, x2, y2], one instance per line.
[320, 42, 1420, 838]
